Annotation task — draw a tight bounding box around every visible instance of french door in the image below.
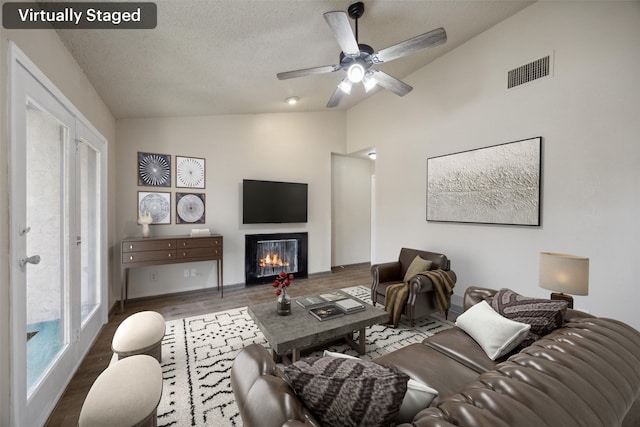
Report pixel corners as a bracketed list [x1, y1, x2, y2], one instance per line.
[9, 43, 108, 427]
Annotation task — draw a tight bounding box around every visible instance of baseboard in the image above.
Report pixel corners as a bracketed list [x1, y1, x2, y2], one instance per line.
[112, 265, 367, 311]
[449, 303, 464, 316]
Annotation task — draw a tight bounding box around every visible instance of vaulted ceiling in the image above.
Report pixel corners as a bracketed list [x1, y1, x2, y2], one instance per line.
[54, 0, 533, 119]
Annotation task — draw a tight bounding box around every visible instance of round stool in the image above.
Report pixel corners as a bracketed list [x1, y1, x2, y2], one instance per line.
[112, 311, 165, 362]
[79, 355, 163, 427]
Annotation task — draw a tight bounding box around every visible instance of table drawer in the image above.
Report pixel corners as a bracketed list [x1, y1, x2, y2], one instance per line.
[177, 247, 222, 259]
[123, 239, 177, 252]
[123, 250, 177, 264]
[176, 237, 222, 249]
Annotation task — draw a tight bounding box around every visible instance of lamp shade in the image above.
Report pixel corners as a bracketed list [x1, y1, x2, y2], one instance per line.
[539, 252, 589, 296]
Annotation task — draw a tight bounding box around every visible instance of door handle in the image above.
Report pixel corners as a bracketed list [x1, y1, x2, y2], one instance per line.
[19, 255, 41, 268]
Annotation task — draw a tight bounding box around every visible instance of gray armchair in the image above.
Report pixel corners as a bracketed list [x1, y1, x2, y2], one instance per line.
[371, 248, 456, 326]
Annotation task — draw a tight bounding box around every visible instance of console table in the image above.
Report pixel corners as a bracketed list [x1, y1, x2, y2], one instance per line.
[120, 234, 223, 312]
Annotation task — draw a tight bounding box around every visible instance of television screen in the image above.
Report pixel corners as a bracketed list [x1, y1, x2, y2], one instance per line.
[243, 179, 308, 224]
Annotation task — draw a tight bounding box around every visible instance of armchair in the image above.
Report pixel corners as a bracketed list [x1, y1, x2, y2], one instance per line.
[371, 248, 456, 326]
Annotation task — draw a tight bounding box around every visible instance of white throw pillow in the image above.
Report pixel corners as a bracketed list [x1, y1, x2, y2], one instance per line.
[323, 350, 359, 359]
[396, 378, 438, 423]
[322, 350, 438, 422]
[455, 300, 531, 360]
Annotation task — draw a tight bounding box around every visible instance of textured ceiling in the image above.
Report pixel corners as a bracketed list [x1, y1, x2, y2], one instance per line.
[54, 0, 534, 119]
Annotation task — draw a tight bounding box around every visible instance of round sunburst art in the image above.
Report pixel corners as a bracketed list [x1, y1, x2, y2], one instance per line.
[176, 156, 205, 188]
[138, 153, 171, 186]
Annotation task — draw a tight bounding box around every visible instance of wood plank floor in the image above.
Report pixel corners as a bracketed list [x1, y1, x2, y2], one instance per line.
[45, 263, 373, 427]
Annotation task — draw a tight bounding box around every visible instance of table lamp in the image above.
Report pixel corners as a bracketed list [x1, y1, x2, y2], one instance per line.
[538, 252, 589, 308]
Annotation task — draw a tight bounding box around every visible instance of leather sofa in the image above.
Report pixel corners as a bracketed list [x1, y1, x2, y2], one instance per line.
[231, 286, 640, 427]
[371, 248, 457, 326]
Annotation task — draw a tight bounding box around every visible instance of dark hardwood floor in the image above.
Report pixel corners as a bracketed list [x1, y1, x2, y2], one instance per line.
[45, 263, 372, 427]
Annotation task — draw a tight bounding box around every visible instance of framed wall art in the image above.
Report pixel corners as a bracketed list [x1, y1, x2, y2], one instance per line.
[138, 191, 171, 224]
[427, 137, 542, 226]
[138, 152, 171, 187]
[175, 156, 206, 188]
[176, 192, 205, 224]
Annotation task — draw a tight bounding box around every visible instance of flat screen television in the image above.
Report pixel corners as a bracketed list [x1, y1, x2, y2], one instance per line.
[243, 179, 308, 224]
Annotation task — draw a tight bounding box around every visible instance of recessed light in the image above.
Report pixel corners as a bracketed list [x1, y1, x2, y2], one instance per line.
[286, 96, 299, 105]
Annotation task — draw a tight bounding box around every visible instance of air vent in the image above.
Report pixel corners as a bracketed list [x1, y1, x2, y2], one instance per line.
[507, 55, 551, 89]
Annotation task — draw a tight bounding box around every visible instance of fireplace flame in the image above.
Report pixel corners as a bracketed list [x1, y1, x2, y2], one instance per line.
[259, 253, 290, 268]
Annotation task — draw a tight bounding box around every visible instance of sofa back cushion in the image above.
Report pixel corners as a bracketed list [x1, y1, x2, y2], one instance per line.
[463, 286, 498, 311]
[407, 318, 640, 427]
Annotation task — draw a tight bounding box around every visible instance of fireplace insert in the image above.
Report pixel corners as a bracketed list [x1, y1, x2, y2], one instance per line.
[245, 233, 308, 285]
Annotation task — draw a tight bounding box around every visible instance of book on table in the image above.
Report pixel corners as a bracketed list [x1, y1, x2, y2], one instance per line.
[318, 292, 346, 302]
[309, 304, 345, 321]
[334, 298, 366, 314]
[296, 295, 325, 308]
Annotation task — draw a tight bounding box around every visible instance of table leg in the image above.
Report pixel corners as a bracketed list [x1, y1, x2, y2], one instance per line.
[218, 259, 223, 298]
[292, 348, 300, 363]
[356, 327, 366, 354]
[344, 328, 367, 355]
[120, 267, 128, 313]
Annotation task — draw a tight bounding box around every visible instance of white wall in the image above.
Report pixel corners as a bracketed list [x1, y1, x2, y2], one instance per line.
[116, 112, 345, 297]
[0, 24, 116, 427]
[331, 154, 374, 266]
[347, 1, 640, 330]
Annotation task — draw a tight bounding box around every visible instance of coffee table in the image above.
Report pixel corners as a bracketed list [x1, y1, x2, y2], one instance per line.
[248, 291, 389, 363]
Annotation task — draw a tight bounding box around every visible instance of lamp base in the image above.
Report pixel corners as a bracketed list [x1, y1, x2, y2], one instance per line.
[550, 292, 573, 309]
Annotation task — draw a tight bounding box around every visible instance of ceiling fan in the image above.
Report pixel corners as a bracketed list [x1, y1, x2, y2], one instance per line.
[276, 2, 447, 108]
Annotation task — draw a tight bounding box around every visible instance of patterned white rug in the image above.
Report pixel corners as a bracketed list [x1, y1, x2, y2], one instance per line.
[156, 285, 453, 427]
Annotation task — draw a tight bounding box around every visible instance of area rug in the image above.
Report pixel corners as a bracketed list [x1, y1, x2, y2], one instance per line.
[156, 285, 453, 427]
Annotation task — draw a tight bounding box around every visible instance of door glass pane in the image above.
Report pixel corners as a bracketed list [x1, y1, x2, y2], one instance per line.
[78, 140, 100, 325]
[25, 99, 69, 395]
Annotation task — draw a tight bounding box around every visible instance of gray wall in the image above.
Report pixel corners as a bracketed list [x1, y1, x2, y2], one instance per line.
[347, 1, 640, 329]
[116, 113, 346, 297]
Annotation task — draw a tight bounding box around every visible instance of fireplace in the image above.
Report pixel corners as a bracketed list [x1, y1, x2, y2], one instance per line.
[245, 233, 308, 285]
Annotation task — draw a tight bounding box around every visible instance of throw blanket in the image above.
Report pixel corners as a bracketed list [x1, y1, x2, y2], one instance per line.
[384, 269, 455, 327]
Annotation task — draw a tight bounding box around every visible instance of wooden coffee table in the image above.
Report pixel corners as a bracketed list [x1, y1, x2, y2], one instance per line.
[248, 291, 389, 363]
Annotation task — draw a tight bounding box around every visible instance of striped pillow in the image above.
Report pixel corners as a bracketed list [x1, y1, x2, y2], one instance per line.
[284, 357, 408, 427]
[490, 288, 568, 347]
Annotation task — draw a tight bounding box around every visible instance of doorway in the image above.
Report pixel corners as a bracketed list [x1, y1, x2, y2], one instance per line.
[9, 43, 108, 427]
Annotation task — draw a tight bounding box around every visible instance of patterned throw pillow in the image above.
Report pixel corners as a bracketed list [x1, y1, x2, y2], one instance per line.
[284, 357, 409, 427]
[489, 288, 568, 347]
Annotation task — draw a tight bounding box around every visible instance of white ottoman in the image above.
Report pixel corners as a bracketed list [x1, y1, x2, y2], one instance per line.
[112, 311, 165, 362]
[79, 355, 163, 427]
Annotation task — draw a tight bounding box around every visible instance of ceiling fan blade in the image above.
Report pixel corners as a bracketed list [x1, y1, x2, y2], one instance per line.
[326, 84, 347, 108]
[371, 70, 413, 96]
[277, 64, 341, 80]
[374, 27, 447, 64]
[323, 11, 360, 56]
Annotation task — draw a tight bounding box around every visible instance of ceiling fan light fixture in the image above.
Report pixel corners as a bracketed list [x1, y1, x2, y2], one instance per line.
[338, 79, 353, 94]
[363, 73, 377, 92]
[347, 62, 365, 83]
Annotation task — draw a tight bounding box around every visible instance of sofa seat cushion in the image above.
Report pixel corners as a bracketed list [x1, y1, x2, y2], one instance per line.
[422, 327, 503, 373]
[490, 288, 568, 347]
[284, 357, 408, 427]
[374, 343, 480, 406]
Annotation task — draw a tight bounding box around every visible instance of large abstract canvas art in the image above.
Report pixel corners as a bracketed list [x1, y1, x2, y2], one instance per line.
[427, 137, 541, 226]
